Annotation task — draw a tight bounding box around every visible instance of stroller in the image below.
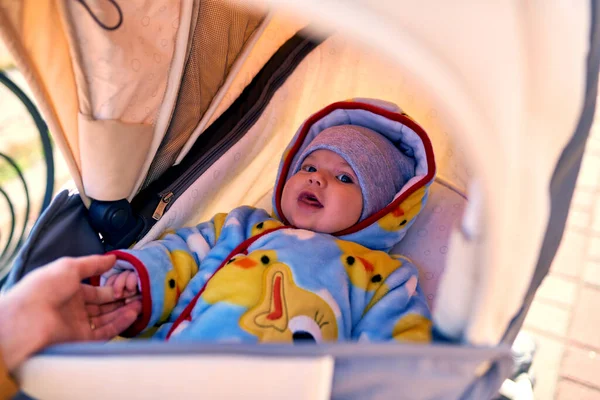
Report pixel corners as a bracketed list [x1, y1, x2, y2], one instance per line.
[1, 0, 599, 399]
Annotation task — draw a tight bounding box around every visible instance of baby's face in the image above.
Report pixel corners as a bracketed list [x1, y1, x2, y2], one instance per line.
[281, 149, 363, 233]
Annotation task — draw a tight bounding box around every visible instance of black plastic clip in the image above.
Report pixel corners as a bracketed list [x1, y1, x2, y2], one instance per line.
[88, 199, 144, 250]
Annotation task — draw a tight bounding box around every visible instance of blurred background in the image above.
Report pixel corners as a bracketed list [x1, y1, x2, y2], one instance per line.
[0, 41, 70, 280]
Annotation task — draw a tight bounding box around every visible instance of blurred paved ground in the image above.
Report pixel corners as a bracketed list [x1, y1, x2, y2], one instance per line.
[523, 95, 600, 399]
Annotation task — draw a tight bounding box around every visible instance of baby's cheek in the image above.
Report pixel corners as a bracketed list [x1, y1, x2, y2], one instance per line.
[280, 190, 291, 217]
[347, 187, 363, 219]
[281, 179, 301, 214]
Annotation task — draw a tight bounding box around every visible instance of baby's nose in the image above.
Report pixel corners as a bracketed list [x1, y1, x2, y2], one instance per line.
[308, 172, 326, 187]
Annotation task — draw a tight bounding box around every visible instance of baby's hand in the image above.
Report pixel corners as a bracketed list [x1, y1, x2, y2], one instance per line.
[105, 270, 139, 300]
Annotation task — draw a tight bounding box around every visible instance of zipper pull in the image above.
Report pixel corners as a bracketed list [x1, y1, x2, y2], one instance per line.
[152, 192, 174, 221]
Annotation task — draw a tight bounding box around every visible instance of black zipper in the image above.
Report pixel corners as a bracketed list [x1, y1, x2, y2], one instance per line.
[132, 30, 326, 235]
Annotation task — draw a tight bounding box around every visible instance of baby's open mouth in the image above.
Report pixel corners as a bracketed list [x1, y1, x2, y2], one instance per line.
[298, 191, 323, 208]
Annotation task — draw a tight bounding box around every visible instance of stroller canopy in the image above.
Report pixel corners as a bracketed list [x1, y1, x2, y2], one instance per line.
[0, 0, 597, 349]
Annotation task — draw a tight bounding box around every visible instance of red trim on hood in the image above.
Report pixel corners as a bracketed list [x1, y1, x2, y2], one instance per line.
[274, 101, 436, 236]
[107, 250, 153, 338]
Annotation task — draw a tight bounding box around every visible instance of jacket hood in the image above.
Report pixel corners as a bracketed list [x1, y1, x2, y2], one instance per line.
[272, 98, 436, 252]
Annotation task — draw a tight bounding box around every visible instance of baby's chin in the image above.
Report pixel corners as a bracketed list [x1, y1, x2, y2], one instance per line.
[284, 207, 354, 234]
[288, 217, 341, 234]
[286, 214, 324, 233]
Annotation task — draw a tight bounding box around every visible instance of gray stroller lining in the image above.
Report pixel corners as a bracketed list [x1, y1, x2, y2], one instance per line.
[33, 341, 513, 400]
[3, 189, 104, 290]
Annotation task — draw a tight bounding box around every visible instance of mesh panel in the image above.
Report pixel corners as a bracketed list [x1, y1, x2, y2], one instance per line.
[142, 1, 264, 189]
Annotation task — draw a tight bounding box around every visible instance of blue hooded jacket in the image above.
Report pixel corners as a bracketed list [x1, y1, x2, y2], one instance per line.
[106, 99, 437, 343]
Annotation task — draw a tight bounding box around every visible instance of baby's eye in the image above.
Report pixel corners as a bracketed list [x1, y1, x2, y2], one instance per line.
[302, 165, 317, 173]
[337, 174, 354, 184]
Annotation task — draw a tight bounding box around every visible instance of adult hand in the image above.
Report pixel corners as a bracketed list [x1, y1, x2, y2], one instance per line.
[0, 254, 142, 371]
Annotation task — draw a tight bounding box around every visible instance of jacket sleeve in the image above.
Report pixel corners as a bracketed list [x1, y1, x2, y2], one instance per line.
[0, 349, 18, 400]
[105, 211, 231, 337]
[352, 258, 432, 343]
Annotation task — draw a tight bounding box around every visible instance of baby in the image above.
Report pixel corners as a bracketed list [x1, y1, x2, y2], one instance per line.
[103, 99, 435, 343]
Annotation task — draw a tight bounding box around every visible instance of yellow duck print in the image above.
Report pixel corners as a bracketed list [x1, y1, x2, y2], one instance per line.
[337, 240, 402, 312]
[240, 264, 339, 343]
[250, 220, 284, 237]
[392, 313, 432, 343]
[212, 213, 228, 241]
[202, 250, 279, 307]
[159, 250, 199, 323]
[378, 186, 426, 231]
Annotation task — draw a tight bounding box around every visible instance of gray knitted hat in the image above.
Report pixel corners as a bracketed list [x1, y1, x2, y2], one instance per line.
[292, 125, 415, 220]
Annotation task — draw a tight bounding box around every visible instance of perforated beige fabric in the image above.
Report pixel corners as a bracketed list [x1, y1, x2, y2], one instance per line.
[60, 0, 186, 199]
[65, 1, 181, 124]
[142, 0, 265, 189]
[173, 11, 309, 165]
